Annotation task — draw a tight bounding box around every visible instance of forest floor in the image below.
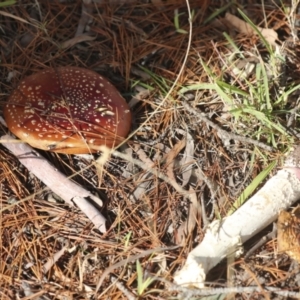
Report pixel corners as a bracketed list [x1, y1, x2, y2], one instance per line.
[1, 1, 300, 299]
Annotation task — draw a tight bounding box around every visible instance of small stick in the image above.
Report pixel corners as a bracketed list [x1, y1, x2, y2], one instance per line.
[182, 101, 274, 152]
[1, 135, 107, 233]
[111, 276, 136, 300]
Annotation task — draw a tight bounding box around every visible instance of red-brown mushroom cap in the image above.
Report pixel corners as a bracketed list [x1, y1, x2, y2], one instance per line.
[4, 67, 132, 154]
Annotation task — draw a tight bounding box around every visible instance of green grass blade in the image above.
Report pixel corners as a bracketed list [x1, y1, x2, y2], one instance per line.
[237, 9, 272, 53]
[0, 0, 16, 7]
[229, 160, 277, 214]
[203, 1, 235, 24]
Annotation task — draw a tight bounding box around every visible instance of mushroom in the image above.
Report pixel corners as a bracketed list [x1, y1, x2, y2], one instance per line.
[3, 67, 132, 154]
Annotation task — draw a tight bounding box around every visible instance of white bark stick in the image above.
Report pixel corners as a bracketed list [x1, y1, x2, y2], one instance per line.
[174, 148, 300, 288]
[1, 135, 107, 233]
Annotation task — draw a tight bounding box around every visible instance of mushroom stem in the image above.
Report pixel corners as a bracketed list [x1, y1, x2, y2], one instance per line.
[1, 135, 107, 233]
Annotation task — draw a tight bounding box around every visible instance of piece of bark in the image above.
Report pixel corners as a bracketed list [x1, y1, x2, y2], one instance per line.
[174, 146, 300, 288]
[1, 135, 107, 233]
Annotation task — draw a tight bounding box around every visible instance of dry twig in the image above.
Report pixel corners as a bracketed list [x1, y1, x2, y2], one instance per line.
[182, 101, 274, 152]
[1, 135, 107, 233]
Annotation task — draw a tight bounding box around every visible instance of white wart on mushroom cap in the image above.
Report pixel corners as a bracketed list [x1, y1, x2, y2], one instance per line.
[4, 67, 132, 154]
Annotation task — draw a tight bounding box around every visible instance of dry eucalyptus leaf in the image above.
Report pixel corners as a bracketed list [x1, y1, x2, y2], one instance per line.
[225, 13, 278, 47]
[177, 129, 195, 188]
[175, 187, 200, 245]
